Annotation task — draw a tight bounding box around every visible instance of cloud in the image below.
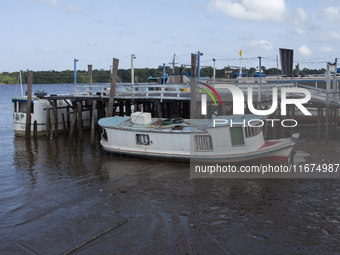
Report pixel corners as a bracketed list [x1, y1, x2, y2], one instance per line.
[38, 47, 51, 52]
[88, 2, 100, 12]
[88, 42, 97, 47]
[319, 30, 340, 42]
[34, 0, 81, 12]
[319, 46, 332, 53]
[184, 40, 195, 46]
[238, 33, 251, 40]
[298, 45, 312, 56]
[291, 7, 308, 35]
[248, 40, 274, 51]
[320, 6, 340, 22]
[209, 0, 287, 22]
[159, 0, 170, 6]
[151, 39, 162, 44]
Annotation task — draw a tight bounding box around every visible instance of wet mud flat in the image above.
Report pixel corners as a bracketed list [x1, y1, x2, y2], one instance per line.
[2, 139, 340, 254]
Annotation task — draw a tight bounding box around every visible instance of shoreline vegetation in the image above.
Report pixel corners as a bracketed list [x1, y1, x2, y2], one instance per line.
[0, 66, 326, 85]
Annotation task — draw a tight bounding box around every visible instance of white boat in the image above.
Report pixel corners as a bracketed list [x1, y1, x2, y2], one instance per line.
[98, 112, 299, 164]
[12, 92, 91, 136]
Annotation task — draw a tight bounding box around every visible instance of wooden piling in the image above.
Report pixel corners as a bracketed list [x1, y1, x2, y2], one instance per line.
[66, 107, 70, 133]
[46, 107, 50, 139]
[108, 58, 119, 117]
[53, 100, 58, 138]
[170, 102, 174, 117]
[156, 100, 162, 118]
[133, 102, 137, 113]
[62, 113, 67, 137]
[126, 101, 131, 116]
[69, 106, 78, 141]
[90, 100, 97, 146]
[78, 101, 83, 141]
[119, 101, 124, 116]
[33, 120, 37, 139]
[190, 53, 197, 119]
[25, 71, 33, 139]
[174, 102, 180, 118]
[97, 100, 103, 133]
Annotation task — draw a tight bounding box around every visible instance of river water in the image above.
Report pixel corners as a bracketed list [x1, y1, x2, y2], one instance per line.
[1, 84, 340, 254]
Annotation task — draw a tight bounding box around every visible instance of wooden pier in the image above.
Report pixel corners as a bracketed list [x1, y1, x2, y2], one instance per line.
[24, 57, 340, 142]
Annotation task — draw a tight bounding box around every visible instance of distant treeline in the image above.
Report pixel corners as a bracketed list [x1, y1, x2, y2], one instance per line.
[0, 66, 327, 84]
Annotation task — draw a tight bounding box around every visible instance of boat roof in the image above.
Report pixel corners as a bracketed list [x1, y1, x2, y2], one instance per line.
[98, 114, 265, 133]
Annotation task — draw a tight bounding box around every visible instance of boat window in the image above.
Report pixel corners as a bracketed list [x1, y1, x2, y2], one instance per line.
[194, 135, 213, 151]
[136, 134, 150, 145]
[230, 127, 244, 146]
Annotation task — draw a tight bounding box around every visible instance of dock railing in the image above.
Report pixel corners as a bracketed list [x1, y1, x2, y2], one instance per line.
[296, 83, 340, 107]
[74, 82, 320, 104]
[74, 83, 191, 101]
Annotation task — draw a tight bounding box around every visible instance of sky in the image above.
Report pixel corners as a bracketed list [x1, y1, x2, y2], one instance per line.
[2, 0, 340, 72]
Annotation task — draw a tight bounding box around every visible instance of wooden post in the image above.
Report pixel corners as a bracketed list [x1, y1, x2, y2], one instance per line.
[174, 102, 179, 118]
[46, 107, 50, 139]
[33, 120, 38, 139]
[97, 100, 103, 134]
[66, 107, 70, 133]
[166, 102, 171, 118]
[126, 101, 131, 116]
[53, 100, 58, 138]
[207, 103, 212, 119]
[88, 64, 93, 95]
[91, 100, 97, 146]
[170, 102, 174, 117]
[25, 71, 33, 139]
[156, 100, 162, 118]
[119, 101, 124, 116]
[62, 113, 67, 136]
[108, 58, 119, 117]
[133, 102, 137, 113]
[69, 106, 77, 141]
[190, 53, 197, 119]
[78, 101, 83, 140]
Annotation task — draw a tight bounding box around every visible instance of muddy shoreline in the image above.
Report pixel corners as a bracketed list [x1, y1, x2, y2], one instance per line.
[1, 137, 339, 254]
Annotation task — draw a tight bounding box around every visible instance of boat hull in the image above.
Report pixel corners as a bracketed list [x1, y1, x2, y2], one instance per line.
[99, 115, 297, 165]
[100, 143, 294, 165]
[12, 96, 93, 136]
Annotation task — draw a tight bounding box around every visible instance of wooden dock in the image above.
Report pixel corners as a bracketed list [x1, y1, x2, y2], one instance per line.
[24, 56, 340, 142]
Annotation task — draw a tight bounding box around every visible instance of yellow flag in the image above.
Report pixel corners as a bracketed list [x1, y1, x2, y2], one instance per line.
[239, 49, 242, 56]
